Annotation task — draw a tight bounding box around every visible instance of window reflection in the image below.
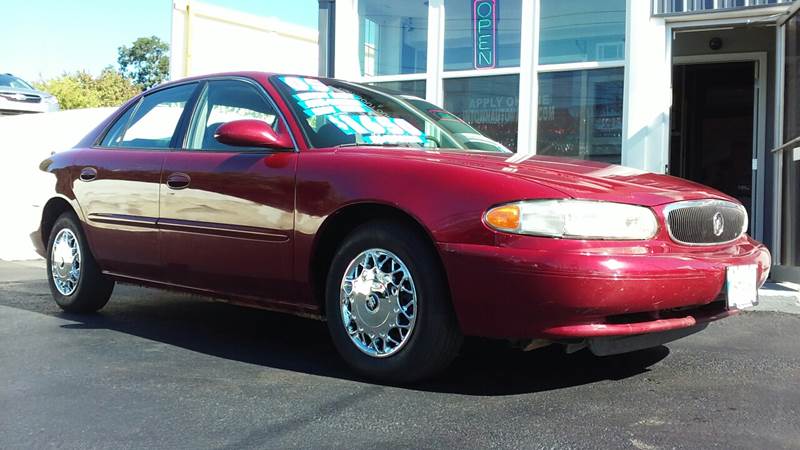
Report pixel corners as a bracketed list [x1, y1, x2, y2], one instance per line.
[359, 1, 428, 76]
[443, 75, 520, 151]
[368, 80, 426, 99]
[537, 68, 624, 164]
[539, 0, 626, 65]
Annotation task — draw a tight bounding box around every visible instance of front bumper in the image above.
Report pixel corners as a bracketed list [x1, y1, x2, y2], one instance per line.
[438, 237, 770, 339]
[0, 97, 59, 114]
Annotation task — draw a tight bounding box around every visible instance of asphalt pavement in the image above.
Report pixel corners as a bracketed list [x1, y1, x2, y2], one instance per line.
[1, 260, 799, 449]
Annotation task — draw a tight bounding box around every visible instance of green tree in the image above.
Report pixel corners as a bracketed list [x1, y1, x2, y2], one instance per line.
[117, 36, 170, 89]
[33, 67, 141, 110]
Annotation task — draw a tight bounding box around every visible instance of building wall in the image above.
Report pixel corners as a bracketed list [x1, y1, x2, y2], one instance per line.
[170, 0, 318, 80]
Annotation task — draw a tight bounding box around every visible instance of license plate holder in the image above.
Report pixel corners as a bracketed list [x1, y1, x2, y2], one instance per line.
[726, 264, 758, 310]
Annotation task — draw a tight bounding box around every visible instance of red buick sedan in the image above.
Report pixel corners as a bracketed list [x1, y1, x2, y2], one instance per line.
[33, 72, 771, 382]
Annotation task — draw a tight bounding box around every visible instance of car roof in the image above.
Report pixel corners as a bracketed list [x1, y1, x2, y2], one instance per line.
[152, 71, 294, 90]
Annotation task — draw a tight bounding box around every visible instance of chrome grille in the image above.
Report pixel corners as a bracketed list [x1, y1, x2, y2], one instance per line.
[664, 200, 747, 245]
[0, 92, 41, 103]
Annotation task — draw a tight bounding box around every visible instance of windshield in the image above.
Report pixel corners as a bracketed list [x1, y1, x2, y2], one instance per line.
[272, 75, 510, 153]
[0, 75, 33, 90]
[401, 97, 510, 153]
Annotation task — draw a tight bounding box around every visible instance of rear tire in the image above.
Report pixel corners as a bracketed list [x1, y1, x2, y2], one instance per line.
[325, 220, 462, 383]
[46, 212, 114, 313]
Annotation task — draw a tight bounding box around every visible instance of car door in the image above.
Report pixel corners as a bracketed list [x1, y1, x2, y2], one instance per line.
[73, 82, 198, 280]
[159, 78, 297, 302]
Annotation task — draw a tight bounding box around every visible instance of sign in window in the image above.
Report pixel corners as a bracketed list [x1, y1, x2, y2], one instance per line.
[444, 0, 521, 71]
[473, 0, 497, 69]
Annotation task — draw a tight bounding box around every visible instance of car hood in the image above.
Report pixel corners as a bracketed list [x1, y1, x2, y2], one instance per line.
[339, 148, 735, 207]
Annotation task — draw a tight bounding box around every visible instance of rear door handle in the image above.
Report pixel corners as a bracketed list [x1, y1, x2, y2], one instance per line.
[166, 172, 191, 190]
[79, 167, 97, 182]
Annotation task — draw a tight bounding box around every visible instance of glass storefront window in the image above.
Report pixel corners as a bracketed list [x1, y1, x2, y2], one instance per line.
[443, 0, 522, 71]
[368, 80, 426, 99]
[443, 74, 520, 151]
[539, 0, 626, 65]
[537, 68, 624, 164]
[359, 1, 428, 76]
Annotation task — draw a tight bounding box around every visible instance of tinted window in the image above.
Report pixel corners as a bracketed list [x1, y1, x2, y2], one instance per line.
[105, 83, 196, 149]
[186, 80, 281, 151]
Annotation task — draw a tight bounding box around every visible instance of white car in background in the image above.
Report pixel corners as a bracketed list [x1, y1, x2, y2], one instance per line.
[0, 73, 60, 115]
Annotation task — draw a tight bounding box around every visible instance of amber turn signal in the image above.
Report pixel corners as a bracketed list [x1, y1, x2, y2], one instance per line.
[484, 204, 520, 231]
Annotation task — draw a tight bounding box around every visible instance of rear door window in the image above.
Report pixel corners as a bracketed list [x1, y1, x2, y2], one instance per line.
[102, 83, 197, 149]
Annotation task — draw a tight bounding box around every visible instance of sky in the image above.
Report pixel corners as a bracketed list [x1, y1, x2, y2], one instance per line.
[0, 0, 318, 82]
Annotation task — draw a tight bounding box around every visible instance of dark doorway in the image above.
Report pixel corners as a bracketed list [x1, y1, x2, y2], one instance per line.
[670, 61, 755, 221]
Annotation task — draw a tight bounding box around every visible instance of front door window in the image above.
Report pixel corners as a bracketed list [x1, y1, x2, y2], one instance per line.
[186, 80, 282, 151]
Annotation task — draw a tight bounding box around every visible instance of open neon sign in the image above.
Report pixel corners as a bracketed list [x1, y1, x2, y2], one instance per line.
[473, 0, 496, 69]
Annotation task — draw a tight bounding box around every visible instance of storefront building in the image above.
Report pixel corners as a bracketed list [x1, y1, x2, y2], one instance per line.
[317, 0, 800, 283]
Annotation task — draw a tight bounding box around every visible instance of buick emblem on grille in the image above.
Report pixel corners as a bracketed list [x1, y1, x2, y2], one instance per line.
[712, 212, 725, 237]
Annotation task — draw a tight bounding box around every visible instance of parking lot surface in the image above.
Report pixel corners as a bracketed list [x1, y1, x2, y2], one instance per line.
[1, 261, 798, 449]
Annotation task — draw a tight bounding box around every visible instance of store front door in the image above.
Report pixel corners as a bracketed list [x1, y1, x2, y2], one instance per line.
[670, 58, 764, 234]
[773, 7, 800, 283]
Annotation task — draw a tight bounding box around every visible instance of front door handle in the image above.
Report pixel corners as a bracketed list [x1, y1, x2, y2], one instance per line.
[166, 172, 191, 190]
[79, 167, 97, 182]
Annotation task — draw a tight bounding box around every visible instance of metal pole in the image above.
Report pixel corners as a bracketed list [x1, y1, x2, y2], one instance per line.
[318, 0, 336, 77]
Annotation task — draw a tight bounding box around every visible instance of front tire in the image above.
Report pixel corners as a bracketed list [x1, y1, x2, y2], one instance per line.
[325, 221, 462, 383]
[46, 212, 114, 313]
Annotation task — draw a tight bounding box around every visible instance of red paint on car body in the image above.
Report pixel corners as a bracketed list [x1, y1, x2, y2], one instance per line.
[34, 72, 771, 341]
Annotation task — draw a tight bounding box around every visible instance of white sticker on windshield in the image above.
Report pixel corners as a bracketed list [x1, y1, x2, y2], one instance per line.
[280, 76, 332, 93]
[393, 118, 423, 136]
[339, 115, 370, 134]
[305, 78, 330, 92]
[281, 76, 311, 92]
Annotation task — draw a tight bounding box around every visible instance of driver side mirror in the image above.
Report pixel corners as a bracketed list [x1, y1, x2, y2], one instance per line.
[214, 119, 293, 150]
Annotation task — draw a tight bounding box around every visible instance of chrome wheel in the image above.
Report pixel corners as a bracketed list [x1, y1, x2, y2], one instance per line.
[51, 228, 81, 296]
[340, 248, 417, 358]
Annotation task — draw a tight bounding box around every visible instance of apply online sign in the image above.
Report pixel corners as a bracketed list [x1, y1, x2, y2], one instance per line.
[473, 0, 497, 69]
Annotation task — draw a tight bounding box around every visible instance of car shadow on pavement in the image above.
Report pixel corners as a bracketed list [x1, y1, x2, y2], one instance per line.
[10, 283, 669, 396]
[418, 339, 669, 395]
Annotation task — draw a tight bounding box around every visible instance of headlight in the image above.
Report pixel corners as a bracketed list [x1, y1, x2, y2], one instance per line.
[43, 95, 58, 104]
[484, 199, 659, 240]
